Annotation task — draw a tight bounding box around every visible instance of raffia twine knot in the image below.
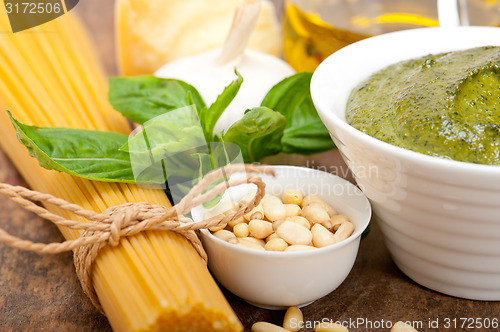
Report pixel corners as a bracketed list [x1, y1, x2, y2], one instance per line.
[0, 163, 273, 311]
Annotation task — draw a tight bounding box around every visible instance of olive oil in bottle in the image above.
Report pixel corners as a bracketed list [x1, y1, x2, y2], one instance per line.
[283, 0, 500, 71]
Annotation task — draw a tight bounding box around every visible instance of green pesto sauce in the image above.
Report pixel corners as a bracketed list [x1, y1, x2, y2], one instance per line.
[346, 46, 500, 165]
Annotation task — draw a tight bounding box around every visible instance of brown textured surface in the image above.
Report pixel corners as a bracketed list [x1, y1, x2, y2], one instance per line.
[0, 1, 499, 331]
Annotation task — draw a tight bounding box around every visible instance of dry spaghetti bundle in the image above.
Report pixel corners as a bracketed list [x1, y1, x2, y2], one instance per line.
[0, 9, 242, 332]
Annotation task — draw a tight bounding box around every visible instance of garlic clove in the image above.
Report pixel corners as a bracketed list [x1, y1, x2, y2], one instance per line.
[154, 48, 294, 134]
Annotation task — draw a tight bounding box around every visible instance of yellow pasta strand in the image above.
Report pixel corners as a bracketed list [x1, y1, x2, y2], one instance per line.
[0, 10, 242, 332]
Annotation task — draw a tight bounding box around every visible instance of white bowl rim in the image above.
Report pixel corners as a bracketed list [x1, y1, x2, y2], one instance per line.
[200, 165, 371, 257]
[311, 26, 500, 174]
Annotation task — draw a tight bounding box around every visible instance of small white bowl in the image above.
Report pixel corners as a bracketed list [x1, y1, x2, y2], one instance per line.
[193, 165, 371, 310]
[311, 27, 500, 300]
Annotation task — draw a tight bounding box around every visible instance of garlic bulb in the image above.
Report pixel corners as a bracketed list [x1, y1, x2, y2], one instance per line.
[155, 48, 294, 134]
[154, 0, 295, 135]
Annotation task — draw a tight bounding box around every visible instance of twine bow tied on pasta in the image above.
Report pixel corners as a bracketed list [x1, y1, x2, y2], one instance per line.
[0, 163, 272, 311]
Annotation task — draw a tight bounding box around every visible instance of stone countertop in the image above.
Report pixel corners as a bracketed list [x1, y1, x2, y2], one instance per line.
[0, 1, 499, 331]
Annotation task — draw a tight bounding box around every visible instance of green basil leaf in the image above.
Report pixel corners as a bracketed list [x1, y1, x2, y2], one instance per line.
[221, 107, 286, 162]
[8, 112, 136, 183]
[108, 76, 206, 125]
[123, 107, 206, 157]
[209, 141, 244, 170]
[199, 70, 243, 140]
[280, 122, 334, 154]
[261, 72, 335, 154]
[119, 106, 209, 189]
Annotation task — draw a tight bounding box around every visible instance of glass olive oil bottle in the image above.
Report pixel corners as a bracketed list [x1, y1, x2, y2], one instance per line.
[284, 0, 500, 71]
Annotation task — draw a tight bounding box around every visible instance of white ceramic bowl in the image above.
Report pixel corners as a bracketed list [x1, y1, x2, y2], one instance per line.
[194, 166, 371, 310]
[311, 26, 500, 300]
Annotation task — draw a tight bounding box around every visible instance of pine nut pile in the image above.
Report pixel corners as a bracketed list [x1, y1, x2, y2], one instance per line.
[252, 306, 419, 332]
[206, 189, 355, 251]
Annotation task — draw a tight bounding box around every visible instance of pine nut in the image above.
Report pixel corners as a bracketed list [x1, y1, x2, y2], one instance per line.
[284, 204, 301, 217]
[284, 245, 316, 252]
[262, 195, 286, 221]
[244, 203, 265, 221]
[228, 216, 245, 228]
[391, 321, 419, 332]
[233, 237, 265, 250]
[228, 237, 239, 244]
[301, 194, 337, 216]
[301, 202, 332, 229]
[265, 233, 280, 242]
[236, 241, 265, 251]
[252, 322, 289, 332]
[331, 214, 350, 231]
[301, 194, 324, 207]
[208, 222, 228, 232]
[283, 306, 303, 332]
[325, 204, 337, 217]
[333, 221, 354, 243]
[311, 224, 336, 247]
[272, 219, 286, 231]
[314, 322, 349, 332]
[282, 189, 303, 205]
[233, 223, 250, 238]
[286, 216, 311, 230]
[264, 238, 288, 251]
[240, 237, 266, 247]
[275, 220, 313, 245]
[213, 229, 236, 242]
[249, 219, 274, 239]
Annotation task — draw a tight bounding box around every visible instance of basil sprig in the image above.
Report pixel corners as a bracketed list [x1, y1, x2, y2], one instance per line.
[9, 71, 334, 185]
